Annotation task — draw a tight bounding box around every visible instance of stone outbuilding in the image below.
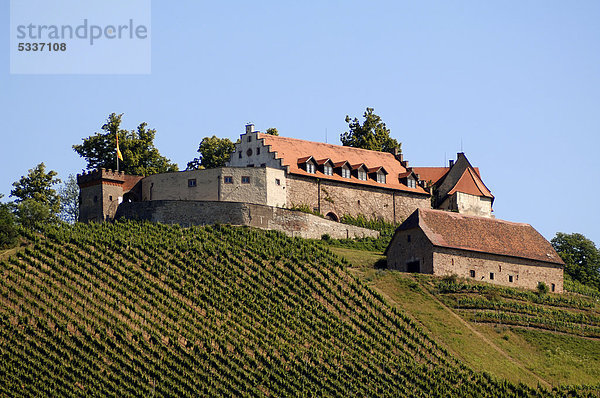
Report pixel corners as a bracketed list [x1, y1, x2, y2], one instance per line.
[385, 208, 564, 292]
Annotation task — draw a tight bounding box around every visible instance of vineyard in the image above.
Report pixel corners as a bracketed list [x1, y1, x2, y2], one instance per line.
[434, 277, 600, 338]
[0, 220, 594, 397]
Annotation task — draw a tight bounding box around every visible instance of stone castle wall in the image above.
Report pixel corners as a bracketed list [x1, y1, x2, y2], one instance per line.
[115, 200, 379, 239]
[287, 175, 430, 223]
[140, 167, 286, 208]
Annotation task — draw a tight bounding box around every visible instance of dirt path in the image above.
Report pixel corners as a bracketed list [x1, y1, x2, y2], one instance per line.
[416, 279, 552, 389]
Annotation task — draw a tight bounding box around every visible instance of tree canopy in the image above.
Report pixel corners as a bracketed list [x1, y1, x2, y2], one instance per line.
[10, 163, 61, 228]
[11, 162, 61, 214]
[73, 113, 178, 176]
[340, 107, 401, 153]
[59, 174, 80, 224]
[187, 136, 235, 170]
[265, 127, 279, 136]
[0, 195, 18, 249]
[552, 232, 600, 289]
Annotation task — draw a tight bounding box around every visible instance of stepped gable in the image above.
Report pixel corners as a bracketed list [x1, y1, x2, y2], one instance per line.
[257, 133, 428, 194]
[405, 208, 563, 265]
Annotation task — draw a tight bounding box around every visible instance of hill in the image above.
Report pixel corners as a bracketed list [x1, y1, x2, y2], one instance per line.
[0, 221, 597, 397]
[334, 247, 600, 392]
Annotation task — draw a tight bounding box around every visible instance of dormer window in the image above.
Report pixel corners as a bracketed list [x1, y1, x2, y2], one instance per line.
[377, 172, 386, 184]
[358, 169, 367, 181]
[341, 166, 351, 178]
[323, 164, 333, 175]
[407, 178, 416, 188]
[307, 162, 316, 174]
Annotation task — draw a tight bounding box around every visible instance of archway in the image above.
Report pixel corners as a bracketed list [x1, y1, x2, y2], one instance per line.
[325, 212, 339, 222]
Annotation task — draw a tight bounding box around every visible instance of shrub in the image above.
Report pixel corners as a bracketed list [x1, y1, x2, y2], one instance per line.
[537, 281, 549, 296]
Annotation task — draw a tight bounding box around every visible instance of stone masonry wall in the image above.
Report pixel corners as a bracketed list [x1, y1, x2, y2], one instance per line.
[287, 175, 430, 223]
[386, 228, 434, 273]
[433, 247, 563, 293]
[115, 200, 379, 239]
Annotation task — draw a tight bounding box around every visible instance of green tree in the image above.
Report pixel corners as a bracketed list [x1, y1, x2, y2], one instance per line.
[11, 162, 61, 215]
[59, 174, 79, 224]
[340, 107, 401, 153]
[187, 135, 235, 170]
[0, 195, 19, 250]
[265, 127, 279, 136]
[552, 232, 600, 289]
[73, 113, 178, 176]
[14, 199, 55, 230]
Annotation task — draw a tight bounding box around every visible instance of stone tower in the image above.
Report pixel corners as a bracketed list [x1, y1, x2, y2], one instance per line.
[77, 169, 141, 222]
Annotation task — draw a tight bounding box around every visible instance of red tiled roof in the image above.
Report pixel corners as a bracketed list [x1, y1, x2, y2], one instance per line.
[257, 133, 428, 194]
[412, 167, 449, 184]
[404, 209, 564, 265]
[122, 175, 143, 192]
[447, 168, 493, 198]
[412, 166, 482, 184]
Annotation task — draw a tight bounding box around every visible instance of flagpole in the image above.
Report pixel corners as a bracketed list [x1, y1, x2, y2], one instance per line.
[116, 131, 120, 172]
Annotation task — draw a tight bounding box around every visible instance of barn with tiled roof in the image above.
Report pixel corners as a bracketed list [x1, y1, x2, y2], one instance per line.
[385, 208, 564, 292]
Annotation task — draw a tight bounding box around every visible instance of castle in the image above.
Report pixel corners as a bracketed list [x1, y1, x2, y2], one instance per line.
[78, 123, 494, 225]
[77, 123, 563, 291]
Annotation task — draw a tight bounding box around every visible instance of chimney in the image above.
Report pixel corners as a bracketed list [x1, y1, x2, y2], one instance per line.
[245, 123, 255, 134]
[394, 150, 403, 163]
[449, 159, 454, 168]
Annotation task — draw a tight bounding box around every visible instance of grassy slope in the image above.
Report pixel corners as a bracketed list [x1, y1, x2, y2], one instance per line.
[0, 222, 553, 397]
[331, 247, 600, 389]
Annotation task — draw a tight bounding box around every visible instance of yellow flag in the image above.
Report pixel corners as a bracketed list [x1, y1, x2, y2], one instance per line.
[116, 133, 124, 161]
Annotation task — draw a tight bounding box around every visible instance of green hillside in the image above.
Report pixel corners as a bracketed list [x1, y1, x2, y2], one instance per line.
[0, 221, 595, 397]
[334, 247, 600, 393]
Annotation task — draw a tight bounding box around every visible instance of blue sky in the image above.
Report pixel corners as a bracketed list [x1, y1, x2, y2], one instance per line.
[1, 1, 599, 244]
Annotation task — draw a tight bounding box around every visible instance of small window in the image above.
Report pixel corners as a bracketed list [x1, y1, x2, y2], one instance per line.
[238, 152, 242, 159]
[407, 178, 416, 188]
[306, 163, 316, 174]
[275, 179, 281, 186]
[489, 272, 494, 280]
[342, 167, 351, 178]
[470, 270, 475, 278]
[247, 136, 252, 142]
[260, 163, 266, 168]
[358, 169, 367, 180]
[224, 176, 233, 184]
[109, 195, 113, 201]
[247, 164, 254, 168]
[188, 179, 197, 187]
[551, 283, 556, 292]
[324, 164, 333, 176]
[509, 275, 513, 283]
[247, 148, 253, 157]
[407, 234, 411, 242]
[241, 176, 251, 184]
[377, 173, 386, 183]
[256, 147, 260, 155]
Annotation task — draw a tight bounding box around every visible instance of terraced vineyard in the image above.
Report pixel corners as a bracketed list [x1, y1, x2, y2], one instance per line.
[434, 278, 600, 338]
[0, 221, 589, 396]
